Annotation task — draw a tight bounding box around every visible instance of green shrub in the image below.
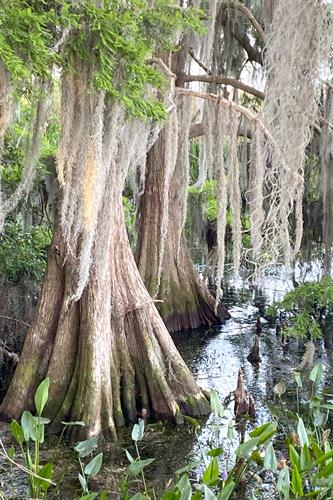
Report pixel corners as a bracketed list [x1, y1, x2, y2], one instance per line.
[266, 277, 333, 339]
[0, 222, 51, 283]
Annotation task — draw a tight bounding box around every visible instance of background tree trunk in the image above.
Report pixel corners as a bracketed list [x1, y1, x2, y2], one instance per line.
[0, 163, 210, 439]
[136, 130, 230, 333]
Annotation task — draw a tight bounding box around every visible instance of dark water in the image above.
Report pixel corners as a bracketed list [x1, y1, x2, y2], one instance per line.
[1, 252, 333, 499]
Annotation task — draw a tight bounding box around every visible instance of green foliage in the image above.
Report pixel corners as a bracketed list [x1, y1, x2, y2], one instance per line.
[120, 419, 155, 499]
[1, 0, 203, 121]
[188, 180, 219, 222]
[123, 196, 136, 241]
[0, 221, 51, 283]
[266, 277, 333, 339]
[160, 410, 277, 499]
[65, 0, 203, 120]
[0, 0, 55, 80]
[9, 378, 54, 499]
[4, 379, 103, 499]
[75, 438, 104, 499]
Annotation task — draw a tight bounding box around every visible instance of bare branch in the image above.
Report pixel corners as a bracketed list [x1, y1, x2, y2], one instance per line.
[181, 74, 264, 100]
[188, 48, 211, 74]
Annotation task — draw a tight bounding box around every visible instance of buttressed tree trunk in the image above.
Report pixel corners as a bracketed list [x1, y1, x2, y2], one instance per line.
[136, 127, 230, 334]
[0, 80, 210, 439]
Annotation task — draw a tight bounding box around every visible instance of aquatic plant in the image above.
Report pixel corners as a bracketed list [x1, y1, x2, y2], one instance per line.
[119, 419, 156, 499]
[266, 276, 333, 340]
[5, 378, 54, 499]
[0, 378, 104, 499]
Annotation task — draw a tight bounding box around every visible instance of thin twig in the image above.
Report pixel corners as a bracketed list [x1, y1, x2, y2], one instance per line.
[188, 48, 211, 74]
[0, 438, 56, 486]
[0, 315, 31, 328]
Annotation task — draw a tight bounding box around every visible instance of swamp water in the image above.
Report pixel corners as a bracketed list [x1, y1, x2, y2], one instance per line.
[1, 252, 333, 499]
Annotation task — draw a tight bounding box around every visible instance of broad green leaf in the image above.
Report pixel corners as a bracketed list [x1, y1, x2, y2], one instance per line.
[311, 439, 323, 460]
[10, 420, 24, 446]
[208, 447, 223, 457]
[227, 422, 235, 440]
[79, 493, 98, 500]
[264, 443, 277, 471]
[236, 437, 260, 458]
[184, 415, 200, 429]
[21, 410, 36, 442]
[305, 490, 329, 498]
[34, 417, 50, 425]
[251, 449, 263, 466]
[218, 481, 235, 500]
[289, 444, 300, 471]
[257, 423, 278, 445]
[176, 473, 191, 491]
[294, 371, 302, 388]
[161, 491, 181, 500]
[127, 458, 155, 476]
[313, 411, 327, 428]
[26, 448, 33, 471]
[309, 396, 321, 409]
[309, 362, 323, 386]
[37, 423, 45, 444]
[318, 459, 333, 478]
[177, 474, 192, 499]
[249, 422, 272, 438]
[277, 467, 290, 500]
[202, 457, 219, 486]
[130, 494, 147, 500]
[125, 449, 134, 463]
[249, 422, 277, 444]
[291, 465, 303, 497]
[39, 463, 53, 492]
[210, 389, 224, 417]
[300, 445, 311, 472]
[316, 449, 333, 465]
[203, 485, 218, 499]
[74, 437, 98, 458]
[297, 418, 309, 447]
[131, 419, 144, 442]
[78, 473, 88, 494]
[176, 461, 201, 475]
[7, 445, 15, 460]
[180, 486, 192, 500]
[84, 453, 103, 476]
[34, 377, 50, 416]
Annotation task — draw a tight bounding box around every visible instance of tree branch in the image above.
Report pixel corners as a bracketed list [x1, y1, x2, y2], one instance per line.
[176, 87, 299, 180]
[181, 74, 264, 100]
[220, 6, 263, 65]
[189, 122, 204, 139]
[221, 1, 266, 42]
[189, 122, 252, 140]
[188, 48, 211, 74]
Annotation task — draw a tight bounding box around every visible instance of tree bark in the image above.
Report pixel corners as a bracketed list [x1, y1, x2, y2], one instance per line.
[0, 164, 210, 439]
[136, 130, 230, 334]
